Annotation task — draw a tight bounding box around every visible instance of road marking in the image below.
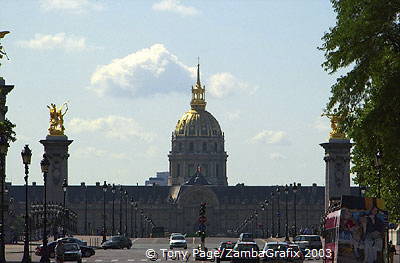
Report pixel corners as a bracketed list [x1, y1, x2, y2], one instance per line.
[127, 260, 135, 262]
[111, 259, 119, 262]
[192, 237, 195, 244]
[95, 260, 103, 262]
[132, 238, 139, 244]
[141, 259, 147, 261]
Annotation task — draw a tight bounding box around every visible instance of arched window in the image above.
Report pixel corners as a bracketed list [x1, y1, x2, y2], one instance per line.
[189, 142, 194, 152]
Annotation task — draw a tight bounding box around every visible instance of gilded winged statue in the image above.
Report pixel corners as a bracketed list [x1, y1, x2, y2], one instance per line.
[47, 103, 68, 135]
[322, 113, 346, 139]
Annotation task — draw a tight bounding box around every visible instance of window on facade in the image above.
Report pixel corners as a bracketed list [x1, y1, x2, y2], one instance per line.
[178, 143, 182, 152]
[214, 142, 218, 152]
[177, 164, 181, 177]
[189, 142, 194, 152]
[202, 142, 207, 152]
[216, 164, 219, 177]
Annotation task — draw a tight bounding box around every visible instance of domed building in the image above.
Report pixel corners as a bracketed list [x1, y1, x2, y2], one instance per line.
[168, 64, 228, 185]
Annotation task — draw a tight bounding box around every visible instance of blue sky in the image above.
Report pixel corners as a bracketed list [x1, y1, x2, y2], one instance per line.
[1, 0, 344, 187]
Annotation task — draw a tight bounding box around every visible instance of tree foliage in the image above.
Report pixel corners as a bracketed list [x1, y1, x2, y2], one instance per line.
[320, 0, 400, 221]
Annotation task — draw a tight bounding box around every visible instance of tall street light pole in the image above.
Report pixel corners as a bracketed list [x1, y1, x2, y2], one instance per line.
[111, 184, 116, 236]
[140, 209, 144, 238]
[119, 185, 123, 235]
[276, 186, 281, 237]
[124, 190, 128, 236]
[102, 181, 108, 243]
[254, 210, 258, 238]
[0, 136, 9, 263]
[264, 200, 269, 238]
[130, 197, 134, 238]
[284, 184, 289, 242]
[375, 149, 383, 198]
[82, 183, 88, 235]
[62, 179, 68, 237]
[40, 154, 50, 263]
[134, 202, 138, 238]
[270, 191, 274, 238]
[292, 183, 298, 237]
[21, 145, 32, 263]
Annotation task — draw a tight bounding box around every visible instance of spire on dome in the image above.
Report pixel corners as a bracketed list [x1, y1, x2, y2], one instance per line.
[191, 58, 206, 110]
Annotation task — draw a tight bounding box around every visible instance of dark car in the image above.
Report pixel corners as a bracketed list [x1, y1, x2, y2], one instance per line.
[62, 243, 82, 263]
[216, 241, 236, 263]
[101, 235, 132, 249]
[57, 237, 87, 247]
[238, 233, 254, 242]
[262, 242, 289, 262]
[35, 241, 95, 258]
[231, 242, 260, 263]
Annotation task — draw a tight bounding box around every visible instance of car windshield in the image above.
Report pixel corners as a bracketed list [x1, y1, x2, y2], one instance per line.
[111, 236, 122, 241]
[236, 244, 258, 251]
[64, 243, 79, 251]
[220, 242, 235, 249]
[172, 236, 185, 240]
[265, 244, 288, 251]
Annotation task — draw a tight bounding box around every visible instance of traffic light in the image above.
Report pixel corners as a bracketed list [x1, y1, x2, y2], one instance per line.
[199, 202, 206, 216]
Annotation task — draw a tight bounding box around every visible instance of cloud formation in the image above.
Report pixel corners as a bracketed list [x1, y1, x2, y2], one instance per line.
[68, 115, 154, 142]
[75, 146, 130, 160]
[251, 130, 290, 145]
[39, 0, 103, 13]
[269, 152, 287, 160]
[312, 116, 330, 132]
[89, 44, 195, 98]
[19, 33, 87, 51]
[152, 0, 199, 16]
[207, 72, 255, 98]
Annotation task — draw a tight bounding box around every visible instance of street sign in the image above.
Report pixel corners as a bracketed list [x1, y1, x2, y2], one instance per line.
[198, 224, 206, 232]
[198, 215, 207, 223]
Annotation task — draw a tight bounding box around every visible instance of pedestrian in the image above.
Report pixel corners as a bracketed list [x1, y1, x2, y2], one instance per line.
[55, 240, 65, 263]
[389, 241, 396, 263]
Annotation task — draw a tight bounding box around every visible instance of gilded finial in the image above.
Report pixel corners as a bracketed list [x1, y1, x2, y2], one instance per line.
[47, 102, 68, 136]
[190, 59, 206, 110]
[196, 57, 201, 87]
[322, 113, 346, 139]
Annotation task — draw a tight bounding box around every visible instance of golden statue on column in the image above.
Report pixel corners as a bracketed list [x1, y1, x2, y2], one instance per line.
[47, 102, 68, 136]
[322, 113, 346, 139]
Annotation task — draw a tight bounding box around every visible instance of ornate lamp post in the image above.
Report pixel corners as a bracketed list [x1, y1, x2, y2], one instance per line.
[292, 183, 298, 237]
[254, 210, 258, 238]
[111, 184, 116, 236]
[62, 179, 68, 237]
[130, 197, 134, 238]
[21, 145, 32, 263]
[124, 190, 128, 236]
[134, 202, 138, 237]
[140, 209, 144, 238]
[375, 149, 383, 198]
[284, 184, 289, 241]
[270, 191, 274, 237]
[102, 181, 107, 243]
[0, 136, 8, 263]
[81, 183, 88, 235]
[276, 186, 281, 237]
[40, 154, 50, 263]
[262, 200, 269, 238]
[119, 185, 123, 234]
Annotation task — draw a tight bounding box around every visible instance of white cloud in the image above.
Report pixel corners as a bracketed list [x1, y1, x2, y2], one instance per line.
[68, 115, 154, 142]
[207, 72, 256, 98]
[269, 152, 287, 160]
[152, 0, 199, 16]
[19, 33, 87, 51]
[312, 116, 330, 132]
[251, 130, 290, 145]
[224, 110, 241, 121]
[89, 44, 195, 98]
[39, 0, 103, 13]
[75, 146, 130, 160]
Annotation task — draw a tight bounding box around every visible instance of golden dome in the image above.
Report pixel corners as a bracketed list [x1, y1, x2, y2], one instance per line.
[175, 109, 222, 137]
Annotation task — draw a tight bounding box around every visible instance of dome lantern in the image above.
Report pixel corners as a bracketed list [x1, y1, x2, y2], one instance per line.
[190, 61, 206, 111]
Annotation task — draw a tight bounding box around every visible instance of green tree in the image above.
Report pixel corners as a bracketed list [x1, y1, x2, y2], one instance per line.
[320, 0, 400, 221]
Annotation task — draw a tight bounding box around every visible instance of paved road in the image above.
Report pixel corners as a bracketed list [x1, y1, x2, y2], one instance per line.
[5, 237, 325, 263]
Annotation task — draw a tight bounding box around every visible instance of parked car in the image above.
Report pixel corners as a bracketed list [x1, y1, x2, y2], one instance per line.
[101, 235, 132, 249]
[262, 241, 289, 262]
[57, 237, 87, 247]
[238, 233, 254, 242]
[287, 244, 304, 262]
[293, 235, 322, 250]
[169, 234, 187, 249]
[216, 241, 236, 263]
[62, 243, 82, 263]
[35, 241, 95, 258]
[231, 241, 260, 263]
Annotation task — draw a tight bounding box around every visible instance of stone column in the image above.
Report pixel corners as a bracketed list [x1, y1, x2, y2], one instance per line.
[40, 135, 73, 203]
[320, 138, 352, 211]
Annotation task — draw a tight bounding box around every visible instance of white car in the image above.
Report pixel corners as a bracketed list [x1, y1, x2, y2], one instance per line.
[169, 235, 187, 249]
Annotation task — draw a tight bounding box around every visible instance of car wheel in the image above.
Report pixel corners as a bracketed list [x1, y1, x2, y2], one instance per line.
[49, 252, 55, 258]
[184, 246, 187, 249]
[84, 250, 91, 257]
[77, 259, 82, 263]
[128, 245, 132, 249]
[216, 259, 220, 263]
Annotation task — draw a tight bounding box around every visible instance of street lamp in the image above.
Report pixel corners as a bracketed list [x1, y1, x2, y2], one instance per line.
[21, 145, 32, 263]
[270, 191, 275, 238]
[111, 184, 116, 236]
[62, 179, 68, 237]
[284, 184, 289, 241]
[119, 185, 123, 234]
[375, 149, 383, 198]
[254, 210, 258, 238]
[0, 135, 8, 263]
[124, 190, 128, 236]
[130, 197, 134, 238]
[102, 181, 107, 243]
[40, 154, 50, 263]
[292, 182, 299, 237]
[134, 202, 138, 238]
[140, 209, 144, 238]
[82, 183, 88, 235]
[263, 200, 269, 238]
[276, 186, 281, 237]
[360, 186, 367, 197]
